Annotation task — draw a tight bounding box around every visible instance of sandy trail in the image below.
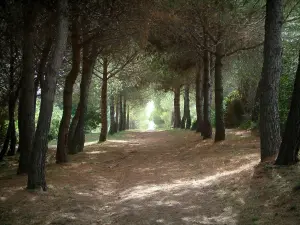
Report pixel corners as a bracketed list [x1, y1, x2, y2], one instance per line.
[1, 130, 299, 225]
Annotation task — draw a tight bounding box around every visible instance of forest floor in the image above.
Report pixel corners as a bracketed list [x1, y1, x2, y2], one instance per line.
[1, 129, 300, 225]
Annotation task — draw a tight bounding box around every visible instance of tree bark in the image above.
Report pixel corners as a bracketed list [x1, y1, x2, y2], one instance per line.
[17, 2, 37, 174]
[115, 96, 119, 132]
[181, 85, 191, 129]
[68, 102, 80, 154]
[126, 105, 130, 130]
[109, 95, 116, 135]
[195, 63, 203, 133]
[119, 94, 123, 131]
[275, 52, 300, 165]
[259, 0, 282, 161]
[173, 86, 181, 128]
[123, 97, 127, 130]
[71, 43, 97, 153]
[202, 37, 213, 139]
[214, 43, 225, 142]
[99, 58, 108, 142]
[56, 6, 81, 163]
[27, 0, 68, 191]
[251, 80, 261, 122]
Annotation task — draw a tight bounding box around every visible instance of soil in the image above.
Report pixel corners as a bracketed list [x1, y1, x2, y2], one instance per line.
[1, 129, 300, 225]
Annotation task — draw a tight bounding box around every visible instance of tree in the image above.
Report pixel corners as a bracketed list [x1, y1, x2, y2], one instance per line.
[56, 3, 81, 163]
[17, 2, 37, 174]
[259, 0, 283, 161]
[27, 0, 68, 190]
[181, 84, 191, 129]
[275, 52, 300, 165]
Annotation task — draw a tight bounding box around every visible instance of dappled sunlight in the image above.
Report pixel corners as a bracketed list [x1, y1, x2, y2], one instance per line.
[85, 150, 107, 154]
[120, 160, 259, 202]
[107, 140, 129, 143]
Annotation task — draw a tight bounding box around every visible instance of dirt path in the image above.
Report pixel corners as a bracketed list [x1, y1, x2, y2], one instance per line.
[1, 130, 300, 225]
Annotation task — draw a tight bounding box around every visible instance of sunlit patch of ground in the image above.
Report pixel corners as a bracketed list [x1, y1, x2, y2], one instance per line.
[1, 129, 300, 225]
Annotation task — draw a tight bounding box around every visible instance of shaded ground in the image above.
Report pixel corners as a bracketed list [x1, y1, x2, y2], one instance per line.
[1, 130, 300, 225]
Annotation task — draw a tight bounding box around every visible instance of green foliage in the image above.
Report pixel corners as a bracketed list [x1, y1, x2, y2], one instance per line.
[239, 120, 257, 130]
[224, 90, 241, 109]
[279, 74, 294, 123]
[224, 90, 245, 128]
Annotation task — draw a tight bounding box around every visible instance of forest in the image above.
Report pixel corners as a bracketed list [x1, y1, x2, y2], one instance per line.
[0, 0, 300, 224]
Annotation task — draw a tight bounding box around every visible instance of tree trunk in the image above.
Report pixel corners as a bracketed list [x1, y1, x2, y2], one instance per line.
[126, 105, 130, 130]
[259, 0, 282, 161]
[119, 94, 123, 131]
[123, 97, 127, 130]
[99, 58, 108, 142]
[17, 3, 37, 174]
[71, 43, 97, 153]
[27, 0, 68, 191]
[115, 96, 119, 132]
[195, 63, 203, 133]
[68, 103, 80, 154]
[56, 6, 81, 163]
[202, 39, 213, 139]
[251, 80, 261, 122]
[275, 52, 300, 165]
[181, 85, 191, 129]
[173, 86, 181, 128]
[109, 95, 116, 135]
[214, 43, 225, 142]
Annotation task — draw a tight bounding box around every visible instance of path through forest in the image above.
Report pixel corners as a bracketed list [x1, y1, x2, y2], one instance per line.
[1, 130, 300, 225]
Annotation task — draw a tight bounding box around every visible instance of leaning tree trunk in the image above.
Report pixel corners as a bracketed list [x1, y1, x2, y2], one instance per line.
[119, 94, 123, 131]
[173, 86, 181, 128]
[71, 43, 97, 154]
[27, 0, 68, 191]
[195, 63, 204, 133]
[214, 43, 225, 142]
[56, 7, 81, 163]
[181, 84, 191, 129]
[109, 95, 116, 135]
[68, 103, 80, 154]
[17, 3, 37, 174]
[275, 52, 300, 165]
[202, 37, 213, 139]
[259, 0, 282, 161]
[99, 58, 108, 142]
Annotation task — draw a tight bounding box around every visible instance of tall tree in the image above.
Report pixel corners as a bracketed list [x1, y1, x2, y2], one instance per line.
[109, 95, 116, 135]
[275, 52, 300, 165]
[195, 63, 203, 132]
[17, 2, 37, 174]
[27, 0, 68, 190]
[259, 0, 282, 161]
[173, 86, 181, 128]
[99, 57, 109, 142]
[56, 4, 81, 163]
[181, 84, 191, 129]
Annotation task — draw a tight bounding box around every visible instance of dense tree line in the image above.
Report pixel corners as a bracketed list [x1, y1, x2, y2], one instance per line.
[0, 0, 300, 191]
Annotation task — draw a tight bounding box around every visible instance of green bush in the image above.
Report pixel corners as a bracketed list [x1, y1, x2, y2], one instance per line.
[224, 90, 245, 128]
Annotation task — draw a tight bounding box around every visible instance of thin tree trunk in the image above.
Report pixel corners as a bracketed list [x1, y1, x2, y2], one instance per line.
[126, 105, 129, 130]
[195, 63, 203, 133]
[27, 0, 68, 191]
[68, 103, 80, 154]
[259, 0, 282, 161]
[56, 6, 81, 163]
[71, 43, 97, 153]
[202, 38, 213, 139]
[251, 79, 261, 122]
[275, 52, 300, 165]
[99, 58, 108, 142]
[119, 94, 123, 131]
[109, 95, 115, 135]
[115, 96, 119, 132]
[17, 3, 37, 174]
[181, 84, 191, 129]
[173, 86, 181, 128]
[214, 43, 225, 142]
[123, 97, 127, 130]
